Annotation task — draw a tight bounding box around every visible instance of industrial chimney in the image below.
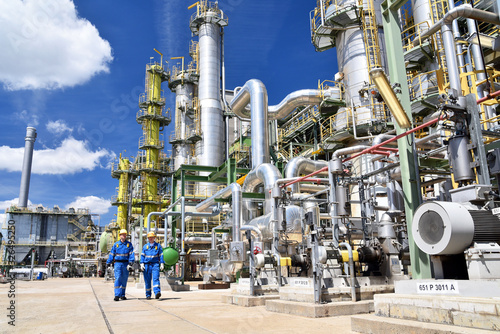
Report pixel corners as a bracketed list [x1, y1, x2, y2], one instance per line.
[18, 127, 37, 208]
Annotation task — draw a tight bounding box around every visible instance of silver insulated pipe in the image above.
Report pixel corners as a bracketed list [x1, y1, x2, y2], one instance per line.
[18, 127, 37, 208]
[230, 79, 269, 168]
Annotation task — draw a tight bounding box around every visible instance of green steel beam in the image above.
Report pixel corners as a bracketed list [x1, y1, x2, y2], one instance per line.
[213, 192, 265, 201]
[381, 2, 432, 279]
[208, 165, 227, 182]
[242, 192, 265, 199]
[173, 164, 219, 177]
[236, 168, 251, 174]
[227, 158, 236, 185]
[184, 175, 227, 183]
[381, 0, 408, 13]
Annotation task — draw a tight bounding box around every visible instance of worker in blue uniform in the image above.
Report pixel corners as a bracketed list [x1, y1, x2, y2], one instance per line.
[140, 231, 164, 300]
[107, 229, 135, 301]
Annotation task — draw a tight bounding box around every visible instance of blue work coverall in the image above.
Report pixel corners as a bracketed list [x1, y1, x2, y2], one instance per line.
[107, 240, 134, 297]
[140, 242, 164, 297]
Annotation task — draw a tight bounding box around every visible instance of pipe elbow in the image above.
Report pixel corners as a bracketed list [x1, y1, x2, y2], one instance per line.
[269, 89, 322, 120]
[230, 79, 267, 120]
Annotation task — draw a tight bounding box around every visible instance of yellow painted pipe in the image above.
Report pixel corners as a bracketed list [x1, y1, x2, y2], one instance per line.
[188, 2, 199, 10]
[341, 250, 359, 262]
[236, 174, 247, 185]
[280, 257, 292, 266]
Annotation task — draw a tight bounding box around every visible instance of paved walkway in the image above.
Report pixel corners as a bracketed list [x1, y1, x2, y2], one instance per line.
[0, 277, 355, 333]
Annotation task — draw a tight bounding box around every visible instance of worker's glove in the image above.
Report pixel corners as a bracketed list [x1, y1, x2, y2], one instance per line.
[140, 263, 145, 272]
[127, 264, 133, 271]
[107, 263, 113, 269]
[160, 263, 164, 271]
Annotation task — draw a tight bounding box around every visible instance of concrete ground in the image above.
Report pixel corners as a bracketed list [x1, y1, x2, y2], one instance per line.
[0, 278, 355, 333]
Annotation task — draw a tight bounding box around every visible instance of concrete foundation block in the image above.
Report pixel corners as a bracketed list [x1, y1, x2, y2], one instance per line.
[451, 311, 500, 331]
[351, 314, 496, 334]
[221, 294, 279, 307]
[371, 293, 500, 331]
[265, 299, 373, 318]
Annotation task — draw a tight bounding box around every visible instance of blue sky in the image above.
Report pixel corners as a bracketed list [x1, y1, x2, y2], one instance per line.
[0, 0, 337, 225]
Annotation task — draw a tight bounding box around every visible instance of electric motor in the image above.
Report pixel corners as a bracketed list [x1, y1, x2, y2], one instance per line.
[412, 201, 500, 255]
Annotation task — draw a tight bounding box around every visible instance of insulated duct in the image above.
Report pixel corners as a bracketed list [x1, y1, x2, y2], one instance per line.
[243, 163, 282, 219]
[246, 205, 303, 241]
[230, 79, 269, 167]
[195, 182, 242, 242]
[284, 157, 329, 193]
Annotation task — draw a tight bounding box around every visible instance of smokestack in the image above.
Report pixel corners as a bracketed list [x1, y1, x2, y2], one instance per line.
[18, 127, 37, 208]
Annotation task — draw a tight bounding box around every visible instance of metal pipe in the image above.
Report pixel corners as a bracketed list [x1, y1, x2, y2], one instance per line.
[343, 114, 445, 162]
[211, 225, 221, 249]
[449, 0, 466, 73]
[281, 166, 329, 189]
[333, 145, 370, 159]
[467, 18, 495, 123]
[18, 127, 37, 208]
[268, 89, 322, 120]
[299, 184, 329, 193]
[329, 161, 339, 247]
[477, 89, 500, 104]
[298, 188, 329, 200]
[240, 225, 262, 242]
[284, 157, 328, 193]
[411, 5, 500, 96]
[243, 163, 282, 217]
[195, 182, 242, 242]
[230, 79, 269, 167]
[339, 242, 357, 302]
[180, 197, 186, 256]
[415, 132, 440, 146]
[270, 197, 282, 287]
[243, 228, 255, 296]
[413, 5, 500, 47]
[442, 22, 462, 95]
[372, 134, 395, 185]
[147, 197, 182, 232]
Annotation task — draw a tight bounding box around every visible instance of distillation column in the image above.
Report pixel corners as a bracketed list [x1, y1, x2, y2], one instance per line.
[137, 60, 170, 225]
[111, 156, 131, 231]
[337, 0, 387, 122]
[312, 0, 387, 134]
[189, 2, 228, 193]
[169, 44, 199, 171]
[168, 48, 199, 197]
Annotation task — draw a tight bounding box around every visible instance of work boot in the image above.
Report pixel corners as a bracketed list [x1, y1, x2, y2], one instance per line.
[114, 296, 120, 301]
[120, 296, 127, 300]
[146, 296, 151, 300]
[155, 292, 161, 299]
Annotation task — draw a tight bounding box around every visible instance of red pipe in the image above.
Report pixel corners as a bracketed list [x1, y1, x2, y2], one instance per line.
[379, 147, 399, 152]
[343, 115, 444, 163]
[371, 150, 391, 156]
[282, 166, 329, 188]
[477, 89, 500, 104]
[281, 115, 444, 190]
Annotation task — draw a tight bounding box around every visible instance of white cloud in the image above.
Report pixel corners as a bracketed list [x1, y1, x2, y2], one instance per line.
[0, 198, 20, 211]
[46, 120, 73, 136]
[0, 137, 114, 175]
[65, 196, 111, 215]
[0, 198, 34, 211]
[0, 0, 113, 90]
